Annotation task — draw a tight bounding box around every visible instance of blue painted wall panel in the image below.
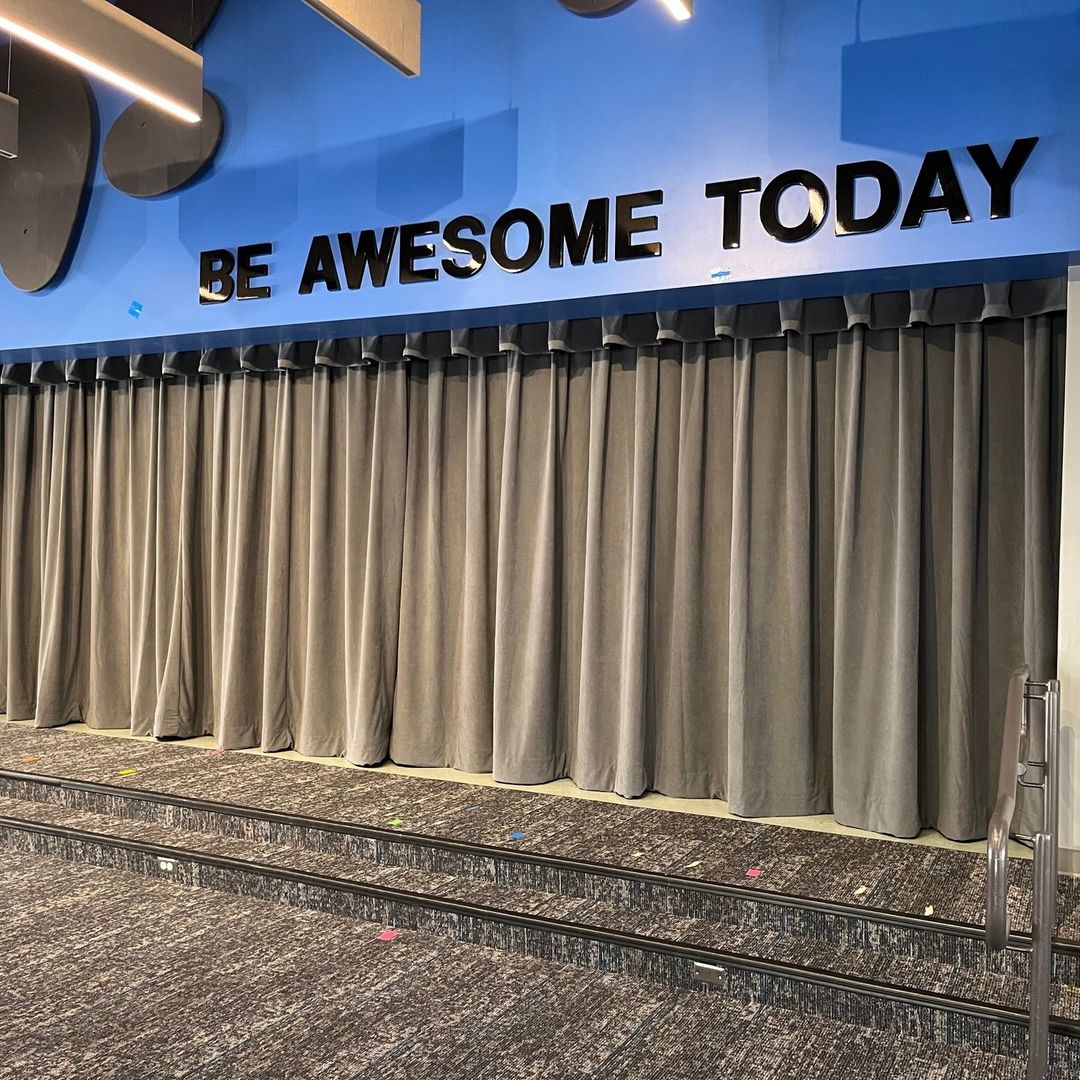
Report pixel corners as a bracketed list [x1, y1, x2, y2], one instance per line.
[2, 0, 1078, 356]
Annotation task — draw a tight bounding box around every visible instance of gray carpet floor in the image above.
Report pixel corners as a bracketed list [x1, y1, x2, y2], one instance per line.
[0, 847, 1038, 1079]
[0, 792, 1060, 1021]
[0, 725, 1068, 939]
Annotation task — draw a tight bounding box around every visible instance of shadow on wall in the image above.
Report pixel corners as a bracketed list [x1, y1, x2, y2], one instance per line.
[377, 110, 520, 221]
[178, 108, 520, 261]
[841, 14, 1080, 153]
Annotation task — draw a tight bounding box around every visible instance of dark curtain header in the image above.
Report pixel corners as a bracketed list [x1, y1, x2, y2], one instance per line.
[0, 278, 1064, 388]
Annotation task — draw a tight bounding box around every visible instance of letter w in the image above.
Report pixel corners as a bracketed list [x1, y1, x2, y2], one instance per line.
[338, 228, 399, 289]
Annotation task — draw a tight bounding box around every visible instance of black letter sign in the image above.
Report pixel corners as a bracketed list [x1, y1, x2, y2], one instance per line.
[399, 221, 441, 284]
[901, 150, 971, 229]
[760, 170, 829, 243]
[549, 198, 610, 268]
[615, 191, 663, 260]
[236, 243, 273, 301]
[199, 248, 235, 304]
[967, 136, 1039, 219]
[704, 177, 762, 249]
[339, 228, 399, 289]
[298, 235, 342, 294]
[835, 161, 901, 236]
[491, 208, 545, 273]
[442, 216, 488, 279]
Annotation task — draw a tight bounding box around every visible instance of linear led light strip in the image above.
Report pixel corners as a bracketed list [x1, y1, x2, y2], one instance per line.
[0, 0, 203, 124]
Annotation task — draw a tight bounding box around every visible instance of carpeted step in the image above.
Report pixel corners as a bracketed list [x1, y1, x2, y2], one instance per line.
[1, 846, 1046, 1080]
[0, 792, 1077, 1073]
[3, 723, 1074, 940]
[0, 765, 1073, 992]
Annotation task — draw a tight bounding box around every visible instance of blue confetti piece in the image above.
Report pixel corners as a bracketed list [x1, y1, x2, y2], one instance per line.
[509, 831, 525, 841]
[128, 301, 143, 319]
[710, 268, 732, 281]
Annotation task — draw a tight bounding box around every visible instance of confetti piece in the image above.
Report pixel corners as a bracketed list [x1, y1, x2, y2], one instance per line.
[853, 885, 868, 897]
[128, 301, 143, 319]
[386, 818, 405, 828]
[924, 905, 935, 917]
[745, 867, 763, 879]
[630, 852, 644, 859]
[211, 748, 225, 758]
[377, 930, 400, 942]
[119, 769, 138, 777]
[685, 860, 702, 869]
[467, 806, 481, 812]
[509, 831, 526, 841]
[20, 755, 38, 765]
[710, 267, 732, 280]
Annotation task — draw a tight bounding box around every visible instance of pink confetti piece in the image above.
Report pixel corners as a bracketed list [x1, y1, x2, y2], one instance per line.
[745, 867, 763, 879]
[377, 930, 400, 942]
[211, 748, 225, 758]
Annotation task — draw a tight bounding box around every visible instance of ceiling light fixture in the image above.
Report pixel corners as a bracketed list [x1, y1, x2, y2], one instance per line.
[301, 0, 421, 77]
[559, 0, 693, 19]
[0, 0, 203, 124]
[656, 0, 693, 20]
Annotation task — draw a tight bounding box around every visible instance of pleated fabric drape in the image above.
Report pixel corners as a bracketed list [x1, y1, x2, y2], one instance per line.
[0, 282, 1066, 840]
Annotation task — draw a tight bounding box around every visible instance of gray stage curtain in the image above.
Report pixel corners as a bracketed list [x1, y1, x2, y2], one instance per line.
[0, 281, 1066, 840]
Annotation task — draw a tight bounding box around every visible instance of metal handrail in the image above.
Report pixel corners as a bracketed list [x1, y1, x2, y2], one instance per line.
[987, 665, 1030, 950]
[985, 665, 1061, 1080]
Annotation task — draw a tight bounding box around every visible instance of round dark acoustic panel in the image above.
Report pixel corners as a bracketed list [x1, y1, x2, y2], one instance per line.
[105, 91, 224, 198]
[0, 46, 95, 293]
[557, 0, 638, 14]
[113, 0, 224, 47]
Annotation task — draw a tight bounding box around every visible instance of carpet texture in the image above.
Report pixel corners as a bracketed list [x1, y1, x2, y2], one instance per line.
[0, 725, 1070, 938]
[0, 848, 1048, 1079]
[0, 792, 1067, 1026]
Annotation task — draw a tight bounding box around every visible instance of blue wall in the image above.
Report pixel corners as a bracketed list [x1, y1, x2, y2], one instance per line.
[4, 0, 1079, 358]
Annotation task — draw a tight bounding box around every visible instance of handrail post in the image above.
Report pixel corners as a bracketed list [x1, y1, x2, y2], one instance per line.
[986, 672, 1060, 1080]
[986, 667, 1030, 950]
[1027, 679, 1061, 1080]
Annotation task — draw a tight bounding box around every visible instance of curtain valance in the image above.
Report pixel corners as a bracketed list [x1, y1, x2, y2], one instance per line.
[0, 277, 1064, 387]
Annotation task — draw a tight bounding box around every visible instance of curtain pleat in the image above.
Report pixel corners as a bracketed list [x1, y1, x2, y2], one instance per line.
[492, 352, 572, 783]
[0, 301, 1065, 840]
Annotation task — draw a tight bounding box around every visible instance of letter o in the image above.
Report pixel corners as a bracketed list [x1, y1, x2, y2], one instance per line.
[759, 170, 829, 243]
[491, 209, 546, 273]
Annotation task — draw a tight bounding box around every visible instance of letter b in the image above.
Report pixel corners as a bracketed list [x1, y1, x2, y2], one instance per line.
[200, 249, 235, 304]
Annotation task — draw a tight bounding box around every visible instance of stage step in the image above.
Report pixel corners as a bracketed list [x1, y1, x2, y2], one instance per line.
[1, 784, 1079, 1074]
[2, 725, 1075, 944]
[0, 844, 1042, 1080]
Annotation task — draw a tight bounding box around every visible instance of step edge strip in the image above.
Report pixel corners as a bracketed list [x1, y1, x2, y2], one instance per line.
[1, 812, 1073, 1039]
